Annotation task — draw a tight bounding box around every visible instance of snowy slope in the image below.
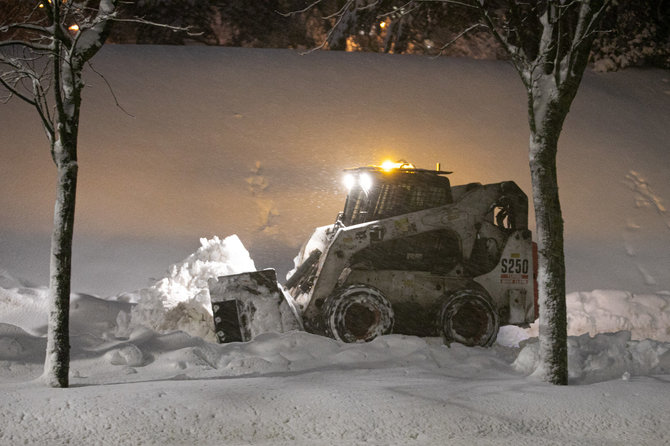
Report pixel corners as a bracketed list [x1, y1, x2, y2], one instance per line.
[0, 46, 669, 297]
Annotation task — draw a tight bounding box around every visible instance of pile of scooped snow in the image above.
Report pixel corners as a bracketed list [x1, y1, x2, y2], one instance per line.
[122, 235, 256, 342]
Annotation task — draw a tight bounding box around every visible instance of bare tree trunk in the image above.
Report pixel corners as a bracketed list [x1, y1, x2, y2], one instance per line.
[43, 139, 78, 388]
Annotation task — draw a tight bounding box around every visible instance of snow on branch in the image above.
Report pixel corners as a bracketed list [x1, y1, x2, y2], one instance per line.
[476, 5, 530, 83]
[0, 22, 51, 36]
[106, 17, 194, 35]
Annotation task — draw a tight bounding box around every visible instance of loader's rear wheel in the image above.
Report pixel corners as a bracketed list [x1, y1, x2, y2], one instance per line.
[440, 289, 499, 347]
[325, 285, 394, 343]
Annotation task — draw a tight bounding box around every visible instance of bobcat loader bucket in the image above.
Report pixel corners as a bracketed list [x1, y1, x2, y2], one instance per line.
[208, 269, 302, 343]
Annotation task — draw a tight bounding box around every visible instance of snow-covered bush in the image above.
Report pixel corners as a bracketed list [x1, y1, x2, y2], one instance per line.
[591, 1, 670, 71]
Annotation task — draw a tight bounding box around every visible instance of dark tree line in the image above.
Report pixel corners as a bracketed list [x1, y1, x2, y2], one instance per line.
[2, 1, 666, 69]
[107, 0, 325, 48]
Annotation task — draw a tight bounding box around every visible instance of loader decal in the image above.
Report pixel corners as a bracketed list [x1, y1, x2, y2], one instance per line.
[500, 257, 529, 274]
[500, 273, 529, 285]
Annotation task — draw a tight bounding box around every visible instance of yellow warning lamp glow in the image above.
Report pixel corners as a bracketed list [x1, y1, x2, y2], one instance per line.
[380, 160, 415, 171]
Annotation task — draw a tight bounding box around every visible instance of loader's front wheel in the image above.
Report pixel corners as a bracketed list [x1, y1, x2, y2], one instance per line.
[440, 289, 499, 347]
[325, 285, 394, 343]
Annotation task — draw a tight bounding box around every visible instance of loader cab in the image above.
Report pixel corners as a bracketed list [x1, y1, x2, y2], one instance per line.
[338, 162, 453, 226]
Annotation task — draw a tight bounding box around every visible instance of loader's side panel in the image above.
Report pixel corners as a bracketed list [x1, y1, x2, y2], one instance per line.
[349, 229, 461, 273]
[473, 230, 536, 325]
[343, 269, 472, 336]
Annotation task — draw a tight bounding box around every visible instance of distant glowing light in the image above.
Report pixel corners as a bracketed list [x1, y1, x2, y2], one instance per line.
[343, 173, 355, 191]
[379, 21, 386, 29]
[39, 3, 44, 8]
[69, 24, 79, 32]
[359, 172, 373, 192]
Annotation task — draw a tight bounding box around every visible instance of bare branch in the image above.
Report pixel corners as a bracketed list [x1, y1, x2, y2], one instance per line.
[278, 0, 328, 18]
[299, 1, 361, 54]
[433, 23, 486, 57]
[0, 40, 52, 52]
[377, 1, 416, 19]
[87, 61, 134, 118]
[0, 75, 37, 106]
[416, 0, 478, 8]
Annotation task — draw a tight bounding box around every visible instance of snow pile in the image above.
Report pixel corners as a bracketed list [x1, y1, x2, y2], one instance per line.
[566, 290, 670, 341]
[514, 331, 670, 384]
[0, 268, 31, 289]
[124, 235, 256, 342]
[524, 290, 670, 343]
[95, 331, 457, 382]
[0, 283, 49, 337]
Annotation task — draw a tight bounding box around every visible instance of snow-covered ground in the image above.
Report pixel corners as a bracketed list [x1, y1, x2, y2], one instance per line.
[1, 237, 670, 445]
[1, 46, 669, 444]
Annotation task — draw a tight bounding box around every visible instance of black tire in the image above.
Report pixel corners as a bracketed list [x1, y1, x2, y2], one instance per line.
[324, 284, 394, 343]
[440, 288, 499, 347]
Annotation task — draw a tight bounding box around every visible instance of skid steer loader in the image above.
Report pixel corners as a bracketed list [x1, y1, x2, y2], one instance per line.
[209, 161, 537, 347]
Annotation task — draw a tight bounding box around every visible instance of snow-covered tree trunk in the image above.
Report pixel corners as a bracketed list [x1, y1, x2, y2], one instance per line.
[43, 2, 114, 387]
[43, 53, 83, 387]
[527, 81, 569, 384]
[1, 0, 117, 388]
[476, 0, 609, 385]
[44, 140, 78, 387]
[2, 0, 184, 387]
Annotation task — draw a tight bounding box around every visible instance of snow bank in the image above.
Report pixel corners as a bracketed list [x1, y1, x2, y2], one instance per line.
[522, 290, 670, 342]
[514, 331, 670, 384]
[0, 279, 49, 337]
[502, 290, 670, 382]
[2, 241, 670, 386]
[123, 235, 256, 342]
